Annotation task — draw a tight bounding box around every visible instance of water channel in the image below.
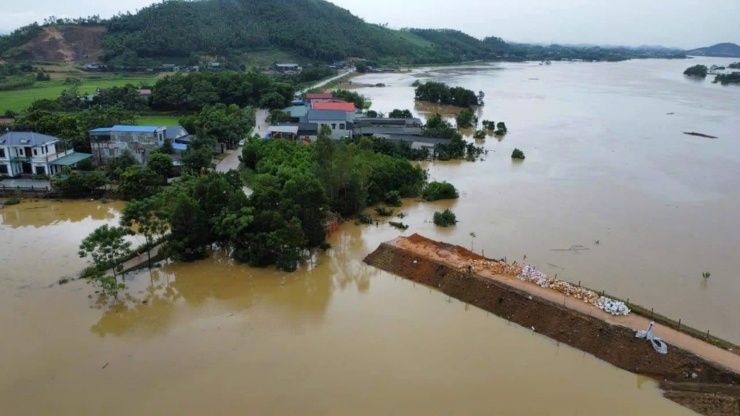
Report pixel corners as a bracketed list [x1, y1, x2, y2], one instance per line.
[2, 58, 739, 414]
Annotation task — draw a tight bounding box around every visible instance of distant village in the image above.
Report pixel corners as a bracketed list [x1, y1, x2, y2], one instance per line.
[0, 65, 438, 180]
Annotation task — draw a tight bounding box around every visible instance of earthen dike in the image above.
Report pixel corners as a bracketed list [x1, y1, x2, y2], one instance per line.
[364, 234, 740, 416]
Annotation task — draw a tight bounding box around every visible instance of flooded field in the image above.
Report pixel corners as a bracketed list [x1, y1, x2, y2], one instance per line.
[3, 58, 739, 414]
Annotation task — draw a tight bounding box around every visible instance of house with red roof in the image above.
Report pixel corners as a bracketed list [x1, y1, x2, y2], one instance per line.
[312, 101, 356, 112]
[305, 92, 333, 100]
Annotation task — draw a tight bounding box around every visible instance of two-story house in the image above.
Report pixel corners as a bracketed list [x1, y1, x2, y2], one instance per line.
[302, 110, 354, 140]
[0, 132, 89, 176]
[89, 125, 167, 165]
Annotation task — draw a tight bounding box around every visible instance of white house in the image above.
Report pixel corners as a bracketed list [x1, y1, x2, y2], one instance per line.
[303, 110, 354, 140]
[0, 132, 91, 176]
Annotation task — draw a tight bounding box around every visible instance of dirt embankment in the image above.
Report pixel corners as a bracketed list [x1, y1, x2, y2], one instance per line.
[364, 234, 740, 416]
[17, 25, 105, 63]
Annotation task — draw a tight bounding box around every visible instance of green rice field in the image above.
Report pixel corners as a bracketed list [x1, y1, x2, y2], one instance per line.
[0, 75, 160, 113]
[137, 114, 183, 126]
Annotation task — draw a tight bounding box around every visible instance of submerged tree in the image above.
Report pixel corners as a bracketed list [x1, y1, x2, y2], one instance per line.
[78, 225, 132, 280]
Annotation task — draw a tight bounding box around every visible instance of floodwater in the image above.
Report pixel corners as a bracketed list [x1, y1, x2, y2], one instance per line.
[354, 58, 740, 342]
[4, 57, 738, 415]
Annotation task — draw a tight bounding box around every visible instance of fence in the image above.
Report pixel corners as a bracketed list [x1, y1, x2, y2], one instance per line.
[0, 185, 51, 198]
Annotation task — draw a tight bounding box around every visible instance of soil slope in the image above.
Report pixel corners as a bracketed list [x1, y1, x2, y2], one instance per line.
[16, 25, 104, 63]
[364, 234, 740, 416]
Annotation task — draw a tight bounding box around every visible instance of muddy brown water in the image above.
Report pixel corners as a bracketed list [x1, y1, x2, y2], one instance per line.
[2, 58, 738, 414]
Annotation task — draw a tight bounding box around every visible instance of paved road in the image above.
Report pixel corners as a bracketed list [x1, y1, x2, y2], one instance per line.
[215, 70, 353, 173]
[299, 69, 354, 94]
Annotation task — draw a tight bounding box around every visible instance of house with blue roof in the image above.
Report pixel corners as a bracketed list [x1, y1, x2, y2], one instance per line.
[0, 132, 92, 176]
[89, 125, 167, 165]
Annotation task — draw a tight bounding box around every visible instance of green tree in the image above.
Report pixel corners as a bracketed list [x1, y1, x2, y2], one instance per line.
[78, 225, 132, 280]
[168, 193, 211, 261]
[118, 166, 161, 200]
[389, 109, 413, 118]
[456, 108, 477, 129]
[182, 146, 213, 174]
[147, 153, 173, 182]
[120, 197, 169, 269]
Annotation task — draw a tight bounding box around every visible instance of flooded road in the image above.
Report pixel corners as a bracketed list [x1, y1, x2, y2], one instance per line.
[4, 58, 738, 415]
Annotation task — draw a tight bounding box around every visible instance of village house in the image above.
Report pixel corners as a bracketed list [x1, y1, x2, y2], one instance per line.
[0, 132, 91, 176]
[88, 125, 167, 165]
[302, 109, 354, 140]
[275, 63, 302, 73]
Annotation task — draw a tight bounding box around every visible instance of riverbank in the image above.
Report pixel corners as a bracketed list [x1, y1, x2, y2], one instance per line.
[364, 234, 740, 416]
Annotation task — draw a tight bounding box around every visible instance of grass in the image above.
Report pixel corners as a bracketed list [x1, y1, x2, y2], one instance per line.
[0, 73, 161, 112]
[137, 114, 183, 126]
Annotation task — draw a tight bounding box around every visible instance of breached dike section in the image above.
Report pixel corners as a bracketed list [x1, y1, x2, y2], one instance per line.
[364, 234, 740, 416]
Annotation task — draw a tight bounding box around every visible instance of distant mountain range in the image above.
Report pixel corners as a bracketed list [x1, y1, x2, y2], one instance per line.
[686, 43, 740, 58]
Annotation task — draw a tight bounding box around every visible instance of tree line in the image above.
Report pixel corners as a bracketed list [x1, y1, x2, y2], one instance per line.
[414, 81, 483, 107]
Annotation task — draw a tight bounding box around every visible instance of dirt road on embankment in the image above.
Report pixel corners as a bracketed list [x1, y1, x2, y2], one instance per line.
[364, 234, 740, 416]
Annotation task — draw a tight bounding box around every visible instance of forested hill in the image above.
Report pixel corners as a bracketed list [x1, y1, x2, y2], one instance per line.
[0, 0, 507, 66]
[686, 43, 740, 58]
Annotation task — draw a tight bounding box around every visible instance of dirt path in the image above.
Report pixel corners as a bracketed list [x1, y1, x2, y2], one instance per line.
[393, 236, 740, 374]
[365, 234, 740, 416]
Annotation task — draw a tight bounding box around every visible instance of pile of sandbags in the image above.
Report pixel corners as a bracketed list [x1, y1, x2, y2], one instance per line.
[457, 260, 631, 316]
[517, 265, 630, 316]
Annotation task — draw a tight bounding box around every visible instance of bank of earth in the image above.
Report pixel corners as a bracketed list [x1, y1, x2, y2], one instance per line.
[364, 234, 740, 416]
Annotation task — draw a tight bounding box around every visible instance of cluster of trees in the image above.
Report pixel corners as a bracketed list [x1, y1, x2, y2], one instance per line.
[415, 81, 483, 107]
[150, 72, 295, 111]
[407, 29, 505, 62]
[243, 126, 427, 219]
[684, 65, 708, 78]
[13, 105, 137, 152]
[433, 209, 457, 227]
[179, 103, 255, 149]
[344, 136, 430, 161]
[0, 23, 44, 59]
[714, 72, 740, 85]
[331, 89, 366, 109]
[423, 113, 484, 161]
[389, 109, 413, 118]
[505, 43, 686, 62]
[422, 181, 459, 201]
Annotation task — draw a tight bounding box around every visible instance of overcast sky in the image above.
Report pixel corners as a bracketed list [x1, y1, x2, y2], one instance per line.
[1, 0, 738, 49]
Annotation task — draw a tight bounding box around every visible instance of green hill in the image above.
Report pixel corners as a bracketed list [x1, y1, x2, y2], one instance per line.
[0, 0, 509, 66]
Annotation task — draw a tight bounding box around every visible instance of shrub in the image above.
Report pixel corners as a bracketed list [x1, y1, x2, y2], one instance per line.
[511, 148, 526, 160]
[357, 213, 373, 224]
[389, 221, 409, 230]
[433, 209, 457, 227]
[374, 206, 394, 216]
[4, 190, 23, 205]
[473, 130, 486, 139]
[384, 190, 402, 207]
[422, 181, 459, 201]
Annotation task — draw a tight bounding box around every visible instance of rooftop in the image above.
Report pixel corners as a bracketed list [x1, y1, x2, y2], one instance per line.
[306, 93, 333, 100]
[305, 109, 353, 122]
[0, 132, 60, 146]
[50, 152, 93, 166]
[312, 102, 356, 112]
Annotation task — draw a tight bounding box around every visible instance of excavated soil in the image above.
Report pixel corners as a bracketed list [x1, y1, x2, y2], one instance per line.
[364, 234, 740, 416]
[18, 25, 105, 63]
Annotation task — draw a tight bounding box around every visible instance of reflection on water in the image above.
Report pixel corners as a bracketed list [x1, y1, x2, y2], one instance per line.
[0, 200, 122, 228]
